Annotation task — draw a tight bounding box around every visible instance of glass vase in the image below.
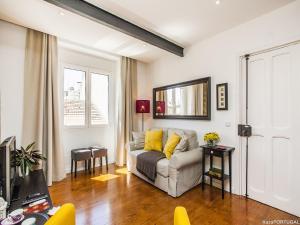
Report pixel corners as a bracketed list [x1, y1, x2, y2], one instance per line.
[207, 140, 217, 147]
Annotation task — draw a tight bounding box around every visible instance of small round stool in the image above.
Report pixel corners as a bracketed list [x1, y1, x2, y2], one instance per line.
[89, 146, 108, 173]
[71, 148, 92, 177]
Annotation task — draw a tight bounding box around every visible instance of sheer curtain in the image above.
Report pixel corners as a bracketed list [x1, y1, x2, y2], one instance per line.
[115, 56, 137, 166]
[22, 29, 65, 185]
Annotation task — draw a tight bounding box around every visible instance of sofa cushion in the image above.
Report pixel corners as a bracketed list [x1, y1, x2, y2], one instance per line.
[157, 158, 169, 177]
[184, 130, 199, 150]
[168, 128, 199, 153]
[129, 149, 147, 157]
[167, 128, 185, 137]
[168, 129, 189, 152]
[128, 149, 169, 177]
[175, 135, 189, 152]
[144, 129, 163, 151]
[151, 128, 168, 146]
[132, 131, 145, 149]
[164, 133, 181, 159]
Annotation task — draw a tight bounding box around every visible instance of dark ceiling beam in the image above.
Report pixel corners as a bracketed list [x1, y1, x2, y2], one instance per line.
[43, 0, 184, 57]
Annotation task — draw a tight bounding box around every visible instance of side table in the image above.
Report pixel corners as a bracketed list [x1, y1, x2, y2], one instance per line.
[89, 146, 108, 172]
[71, 148, 92, 177]
[200, 145, 235, 199]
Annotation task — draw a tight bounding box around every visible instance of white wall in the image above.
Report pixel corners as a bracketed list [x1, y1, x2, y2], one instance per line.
[140, 1, 300, 194]
[0, 20, 26, 146]
[58, 48, 118, 173]
[136, 62, 152, 131]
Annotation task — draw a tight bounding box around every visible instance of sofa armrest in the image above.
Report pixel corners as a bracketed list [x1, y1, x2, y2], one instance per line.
[169, 147, 202, 170]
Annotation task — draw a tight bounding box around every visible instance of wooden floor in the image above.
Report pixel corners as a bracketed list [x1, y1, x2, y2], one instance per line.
[49, 164, 298, 225]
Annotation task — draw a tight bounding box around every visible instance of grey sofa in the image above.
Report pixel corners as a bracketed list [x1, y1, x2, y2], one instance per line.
[127, 128, 203, 197]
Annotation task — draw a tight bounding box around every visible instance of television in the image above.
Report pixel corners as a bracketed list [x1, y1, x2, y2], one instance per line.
[0, 136, 16, 206]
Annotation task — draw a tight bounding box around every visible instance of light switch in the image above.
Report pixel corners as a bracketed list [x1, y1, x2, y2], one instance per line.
[225, 122, 231, 127]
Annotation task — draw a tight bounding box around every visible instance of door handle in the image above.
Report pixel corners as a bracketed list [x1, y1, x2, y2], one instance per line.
[272, 136, 290, 140]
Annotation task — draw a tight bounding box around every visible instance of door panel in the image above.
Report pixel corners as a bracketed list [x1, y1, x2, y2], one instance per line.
[272, 138, 291, 202]
[271, 53, 291, 129]
[248, 136, 266, 199]
[245, 44, 300, 216]
[248, 58, 266, 128]
[247, 57, 268, 202]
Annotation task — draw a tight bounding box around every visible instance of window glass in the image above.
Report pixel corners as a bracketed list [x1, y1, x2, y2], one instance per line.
[64, 68, 86, 126]
[90, 73, 109, 125]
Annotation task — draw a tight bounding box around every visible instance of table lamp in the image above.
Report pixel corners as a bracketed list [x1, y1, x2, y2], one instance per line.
[156, 101, 165, 115]
[136, 100, 150, 131]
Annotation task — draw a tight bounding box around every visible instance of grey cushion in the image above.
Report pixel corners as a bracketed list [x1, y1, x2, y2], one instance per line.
[175, 135, 189, 152]
[167, 128, 185, 137]
[132, 131, 145, 149]
[184, 130, 199, 150]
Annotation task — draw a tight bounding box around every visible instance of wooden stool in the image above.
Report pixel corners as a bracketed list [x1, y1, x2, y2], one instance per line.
[71, 148, 92, 177]
[89, 146, 108, 172]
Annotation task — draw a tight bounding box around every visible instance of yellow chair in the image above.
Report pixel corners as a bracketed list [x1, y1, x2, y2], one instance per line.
[45, 203, 76, 225]
[174, 206, 191, 225]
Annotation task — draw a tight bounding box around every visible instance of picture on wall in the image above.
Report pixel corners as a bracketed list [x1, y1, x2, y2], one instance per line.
[216, 83, 228, 110]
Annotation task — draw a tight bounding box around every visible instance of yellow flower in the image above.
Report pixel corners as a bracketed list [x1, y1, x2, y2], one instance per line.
[204, 132, 220, 142]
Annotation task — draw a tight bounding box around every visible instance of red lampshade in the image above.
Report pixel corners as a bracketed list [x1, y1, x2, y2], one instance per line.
[156, 101, 165, 114]
[136, 100, 150, 113]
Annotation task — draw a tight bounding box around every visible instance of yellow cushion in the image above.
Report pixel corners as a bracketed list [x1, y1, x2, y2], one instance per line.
[144, 129, 163, 151]
[164, 133, 181, 160]
[45, 203, 75, 225]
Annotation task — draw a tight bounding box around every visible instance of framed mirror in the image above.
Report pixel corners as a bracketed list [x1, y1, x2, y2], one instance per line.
[153, 77, 211, 120]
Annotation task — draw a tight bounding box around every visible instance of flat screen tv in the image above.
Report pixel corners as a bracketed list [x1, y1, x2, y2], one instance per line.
[0, 136, 16, 206]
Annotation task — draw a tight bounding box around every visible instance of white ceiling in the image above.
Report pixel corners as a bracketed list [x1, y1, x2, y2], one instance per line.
[0, 0, 294, 62]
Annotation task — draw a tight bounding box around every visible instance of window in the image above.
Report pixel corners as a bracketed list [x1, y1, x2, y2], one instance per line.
[63, 67, 109, 127]
[167, 88, 181, 115]
[64, 68, 86, 126]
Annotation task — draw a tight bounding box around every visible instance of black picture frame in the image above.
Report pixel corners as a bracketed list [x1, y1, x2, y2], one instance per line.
[153, 77, 211, 120]
[216, 83, 228, 110]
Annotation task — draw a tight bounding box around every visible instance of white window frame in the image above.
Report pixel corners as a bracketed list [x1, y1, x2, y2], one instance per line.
[62, 63, 110, 128]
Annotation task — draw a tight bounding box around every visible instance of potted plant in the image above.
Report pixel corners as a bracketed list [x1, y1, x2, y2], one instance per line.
[15, 142, 47, 177]
[204, 132, 220, 147]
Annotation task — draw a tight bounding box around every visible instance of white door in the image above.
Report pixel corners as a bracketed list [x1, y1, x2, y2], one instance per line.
[245, 44, 300, 216]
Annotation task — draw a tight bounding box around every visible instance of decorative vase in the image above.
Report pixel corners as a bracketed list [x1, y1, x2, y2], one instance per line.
[19, 166, 29, 177]
[207, 140, 217, 147]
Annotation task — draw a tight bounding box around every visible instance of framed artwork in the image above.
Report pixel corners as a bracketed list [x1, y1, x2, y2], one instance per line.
[216, 83, 228, 110]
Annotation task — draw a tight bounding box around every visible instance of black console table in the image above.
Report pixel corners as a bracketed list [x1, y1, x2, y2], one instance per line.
[9, 169, 52, 222]
[201, 145, 235, 199]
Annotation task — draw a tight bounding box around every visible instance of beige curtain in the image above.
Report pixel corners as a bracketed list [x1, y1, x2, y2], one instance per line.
[203, 83, 208, 116]
[22, 29, 65, 185]
[115, 57, 137, 166]
[193, 84, 203, 115]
